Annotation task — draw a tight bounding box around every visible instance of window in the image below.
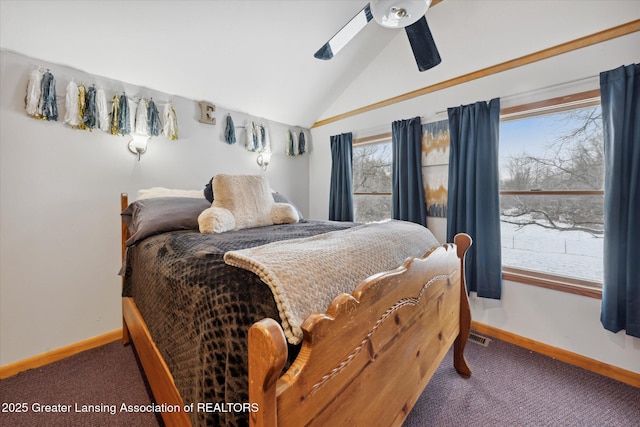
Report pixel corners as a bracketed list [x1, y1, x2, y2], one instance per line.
[352, 136, 392, 223]
[499, 91, 604, 294]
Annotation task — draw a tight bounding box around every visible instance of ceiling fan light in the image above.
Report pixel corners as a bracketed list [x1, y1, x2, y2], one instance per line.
[371, 0, 431, 28]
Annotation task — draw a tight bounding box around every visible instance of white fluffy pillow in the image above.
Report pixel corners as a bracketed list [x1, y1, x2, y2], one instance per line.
[198, 174, 299, 233]
[198, 207, 236, 234]
[137, 187, 205, 200]
[271, 203, 299, 224]
[212, 174, 275, 230]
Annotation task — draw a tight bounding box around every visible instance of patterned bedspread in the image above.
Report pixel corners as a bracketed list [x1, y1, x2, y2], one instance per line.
[122, 220, 356, 427]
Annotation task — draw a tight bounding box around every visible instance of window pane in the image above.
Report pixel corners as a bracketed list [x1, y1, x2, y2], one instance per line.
[354, 194, 391, 223]
[499, 104, 604, 285]
[353, 142, 392, 193]
[500, 106, 603, 191]
[500, 194, 603, 282]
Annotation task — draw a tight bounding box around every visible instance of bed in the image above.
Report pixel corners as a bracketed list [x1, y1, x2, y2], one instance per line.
[120, 176, 472, 427]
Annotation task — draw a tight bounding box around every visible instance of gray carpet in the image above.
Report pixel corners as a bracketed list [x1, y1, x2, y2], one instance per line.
[1, 337, 638, 426]
[0, 342, 161, 426]
[403, 338, 640, 427]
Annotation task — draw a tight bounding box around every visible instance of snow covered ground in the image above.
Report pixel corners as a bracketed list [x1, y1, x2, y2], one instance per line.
[501, 221, 603, 283]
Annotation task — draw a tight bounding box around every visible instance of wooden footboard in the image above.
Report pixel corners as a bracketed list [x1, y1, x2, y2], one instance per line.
[249, 234, 472, 427]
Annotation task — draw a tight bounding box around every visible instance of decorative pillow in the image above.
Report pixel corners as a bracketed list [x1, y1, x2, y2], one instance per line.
[137, 187, 205, 200]
[204, 178, 214, 203]
[271, 203, 299, 224]
[121, 197, 211, 246]
[205, 177, 304, 220]
[198, 207, 236, 234]
[212, 174, 275, 230]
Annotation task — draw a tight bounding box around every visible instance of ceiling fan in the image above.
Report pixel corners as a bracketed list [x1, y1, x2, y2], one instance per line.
[314, 0, 441, 72]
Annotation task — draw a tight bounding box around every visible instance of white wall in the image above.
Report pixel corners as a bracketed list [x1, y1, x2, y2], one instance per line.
[0, 50, 310, 366]
[308, 14, 640, 372]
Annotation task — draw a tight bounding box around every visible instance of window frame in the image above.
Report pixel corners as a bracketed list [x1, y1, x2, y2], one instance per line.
[352, 133, 393, 223]
[499, 89, 603, 298]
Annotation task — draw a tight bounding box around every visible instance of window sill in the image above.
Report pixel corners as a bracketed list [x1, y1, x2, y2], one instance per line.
[502, 267, 602, 299]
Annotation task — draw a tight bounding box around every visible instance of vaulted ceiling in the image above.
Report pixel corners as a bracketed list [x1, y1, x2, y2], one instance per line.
[1, 1, 638, 128]
[1, 0, 398, 127]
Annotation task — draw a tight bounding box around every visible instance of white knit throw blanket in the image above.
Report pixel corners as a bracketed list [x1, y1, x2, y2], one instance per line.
[224, 220, 439, 344]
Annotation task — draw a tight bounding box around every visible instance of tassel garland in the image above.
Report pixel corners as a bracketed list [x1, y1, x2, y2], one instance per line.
[298, 130, 306, 155]
[162, 102, 178, 140]
[134, 98, 148, 135]
[291, 131, 298, 155]
[252, 122, 259, 151]
[96, 89, 109, 132]
[24, 68, 178, 141]
[245, 121, 258, 151]
[25, 68, 44, 117]
[128, 97, 137, 132]
[110, 95, 119, 135]
[39, 70, 58, 121]
[224, 114, 236, 144]
[83, 85, 97, 130]
[258, 123, 270, 152]
[117, 94, 130, 135]
[242, 121, 270, 152]
[147, 99, 160, 137]
[286, 130, 294, 156]
[77, 85, 87, 130]
[286, 129, 307, 156]
[286, 129, 297, 156]
[64, 80, 79, 127]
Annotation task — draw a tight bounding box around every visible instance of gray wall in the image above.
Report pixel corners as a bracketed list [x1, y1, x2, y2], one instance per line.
[0, 49, 310, 365]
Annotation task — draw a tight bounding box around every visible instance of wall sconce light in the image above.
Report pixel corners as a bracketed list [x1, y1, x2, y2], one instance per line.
[256, 150, 271, 171]
[128, 134, 150, 161]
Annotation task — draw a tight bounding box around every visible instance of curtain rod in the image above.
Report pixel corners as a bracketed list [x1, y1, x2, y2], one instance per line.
[433, 74, 599, 116]
[354, 84, 600, 144]
[353, 117, 424, 140]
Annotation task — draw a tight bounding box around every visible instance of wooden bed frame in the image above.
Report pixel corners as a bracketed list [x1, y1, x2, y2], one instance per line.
[120, 193, 472, 427]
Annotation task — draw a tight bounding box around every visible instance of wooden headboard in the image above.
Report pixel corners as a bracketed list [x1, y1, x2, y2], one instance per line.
[121, 193, 129, 261]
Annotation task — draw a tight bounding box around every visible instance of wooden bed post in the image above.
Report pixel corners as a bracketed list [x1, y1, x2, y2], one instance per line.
[121, 193, 131, 345]
[453, 233, 472, 378]
[248, 318, 288, 427]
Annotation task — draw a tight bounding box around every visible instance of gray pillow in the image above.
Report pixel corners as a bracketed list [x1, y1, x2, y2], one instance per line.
[272, 192, 304, 221]
[121, 197, 211, 246]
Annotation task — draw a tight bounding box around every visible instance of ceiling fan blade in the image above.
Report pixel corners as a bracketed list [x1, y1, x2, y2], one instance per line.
[404, 16, 441, 71]
[314, 3, 374, 60]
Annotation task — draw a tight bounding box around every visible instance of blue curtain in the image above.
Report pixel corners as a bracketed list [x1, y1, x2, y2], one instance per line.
[329, 132, 354, 221]
[600, 64, 640, 338]
[447, 98, 502, 299]
[392, 117, 427, 227]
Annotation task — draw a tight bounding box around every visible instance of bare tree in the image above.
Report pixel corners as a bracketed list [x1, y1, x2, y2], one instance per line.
[353, 144, 392, 191]
[500, 107, 604, 236]
[353, 143, 392, 222]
